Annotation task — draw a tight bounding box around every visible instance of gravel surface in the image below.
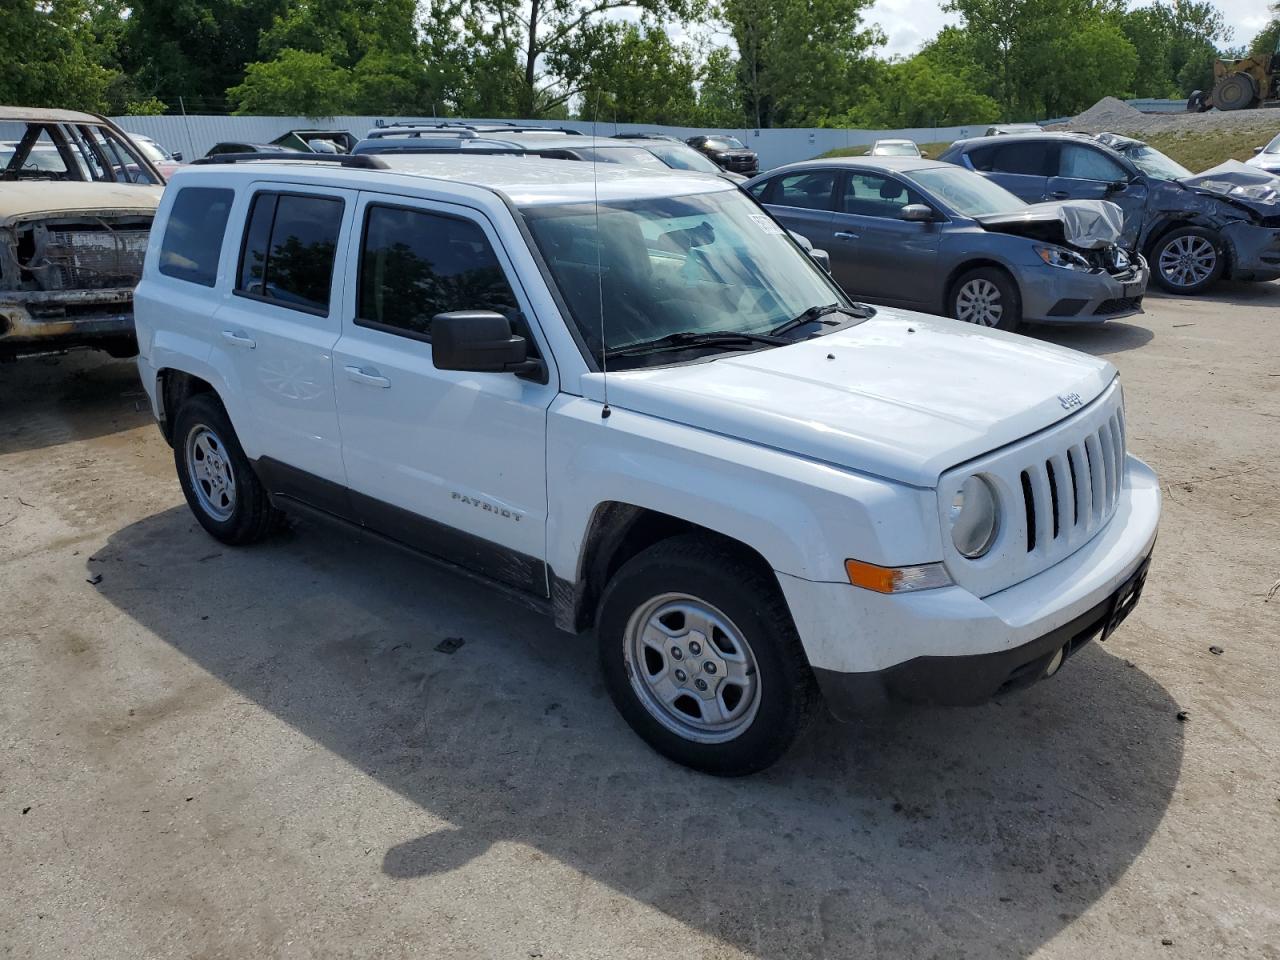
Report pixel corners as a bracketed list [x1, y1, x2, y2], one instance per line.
[2, 289, 1279, 959]
[1055, 95, 1280, 137]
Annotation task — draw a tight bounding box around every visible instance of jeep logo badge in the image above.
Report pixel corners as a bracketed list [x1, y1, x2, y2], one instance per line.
[1058, 393, 1083, 411]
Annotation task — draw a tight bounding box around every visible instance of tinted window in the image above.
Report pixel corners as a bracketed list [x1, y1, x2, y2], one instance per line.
[237, 192, 344, 314]
[1058, 144, 1127, 181]
[983, 140, 1054, 175]
[774, 172, 836, 210]
[357, 205, 517, 338]
[747, 179, 770, 199]
[159, 187, 234, 286]
[969, 141, 1055, 176]
[842, 173, 924, 217]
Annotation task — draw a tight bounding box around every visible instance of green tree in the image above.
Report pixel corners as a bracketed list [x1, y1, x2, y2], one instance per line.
[228, 48, 353, 115]
[1250, 3, 1279, 55]
[470, 0, 701, 117]
[848, 56, 1000, 127]
[721, 0, 883, 127]
[1121, 1, 1232, 98]
[554, 21, 699, 123]
[0, 1, 117, 111]
[694, 45, 747, 127]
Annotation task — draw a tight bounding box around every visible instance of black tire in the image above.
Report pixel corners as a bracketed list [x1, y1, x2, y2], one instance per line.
[1150, 226, 1225, 295]
[1186, 90, 1208, 113]
[1211, 72, 1258, 112]
[949, 266, 1022, 331]
[596, 534, 816, 776]
[173, 392, 284, 545]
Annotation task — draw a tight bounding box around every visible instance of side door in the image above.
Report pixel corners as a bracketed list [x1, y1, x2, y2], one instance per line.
[965, 141, 1057, 202]
[212, 184, 356, 510]
[1050, 142, 1148, 246]
[756, 169, 838, 251]
[827, 170, 941, 305]
[331, 194, 558, 596]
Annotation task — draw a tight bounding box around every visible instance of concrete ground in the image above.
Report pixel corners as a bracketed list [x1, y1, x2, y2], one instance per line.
[1, 287, 1277, 960]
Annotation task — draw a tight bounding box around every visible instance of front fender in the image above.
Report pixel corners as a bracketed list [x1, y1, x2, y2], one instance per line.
[545, 396, 944, 587]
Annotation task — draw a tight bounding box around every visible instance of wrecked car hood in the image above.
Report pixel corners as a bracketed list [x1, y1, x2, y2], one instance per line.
[1178, 161, 1280, 215]
[973, 199, 1123, 249]
[581, 311, 1116, 488]
[0, 182, 163, 226]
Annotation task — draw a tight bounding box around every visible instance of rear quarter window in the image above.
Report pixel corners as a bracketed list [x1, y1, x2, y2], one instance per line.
[158, 187, 235, 287]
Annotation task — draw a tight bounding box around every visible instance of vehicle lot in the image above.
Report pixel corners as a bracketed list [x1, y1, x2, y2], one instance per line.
[2, 289, 1277, 958]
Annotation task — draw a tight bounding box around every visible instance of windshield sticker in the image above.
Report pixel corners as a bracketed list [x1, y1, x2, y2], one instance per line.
[749, 214, 785, 235]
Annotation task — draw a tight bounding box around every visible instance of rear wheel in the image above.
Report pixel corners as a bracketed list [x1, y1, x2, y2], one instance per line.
[1151, 226, 1224, 294]
[596, 535, 815, 776]
[173, 393, 284, 545]
[950, 267, 1021, 331]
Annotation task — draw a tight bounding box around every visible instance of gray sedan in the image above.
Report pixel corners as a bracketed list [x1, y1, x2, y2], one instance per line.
[745, 157, 1149, 331]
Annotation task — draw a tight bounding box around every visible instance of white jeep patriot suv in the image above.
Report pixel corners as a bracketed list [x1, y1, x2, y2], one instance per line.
[134, 154, 1160, 775]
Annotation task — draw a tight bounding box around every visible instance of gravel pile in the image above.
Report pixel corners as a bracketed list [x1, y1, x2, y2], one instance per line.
[1049, 96, 1280, 137]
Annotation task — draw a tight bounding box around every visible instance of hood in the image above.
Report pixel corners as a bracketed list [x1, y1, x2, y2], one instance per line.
[0, 182, 163, 226]
[584, 311, 1116, 488]
[1179, 160, 1280, 215]
[973, 199, 1122, 249]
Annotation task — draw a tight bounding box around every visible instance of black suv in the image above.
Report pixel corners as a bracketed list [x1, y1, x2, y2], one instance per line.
[686, 135, 759, 176]
[939, 132, 1280, 294]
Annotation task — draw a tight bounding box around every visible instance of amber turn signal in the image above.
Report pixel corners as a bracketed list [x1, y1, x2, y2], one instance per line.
[845, 558, 953, 594]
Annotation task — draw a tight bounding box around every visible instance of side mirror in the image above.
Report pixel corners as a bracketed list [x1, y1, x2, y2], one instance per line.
[899, 203, 935, 222]
[431, 311, 541, 377]
[172, 152, 184, 162]
[788, 230, 814, 251]
[1254, 146, 1264, 155]
[808, 248, 832, 273]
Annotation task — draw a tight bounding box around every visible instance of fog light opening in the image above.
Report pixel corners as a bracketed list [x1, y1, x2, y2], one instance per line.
[1044, 646, 1067, 678]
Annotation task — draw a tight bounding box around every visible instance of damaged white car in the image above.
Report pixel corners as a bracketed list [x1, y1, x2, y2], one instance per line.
[1, 107, 163, 360]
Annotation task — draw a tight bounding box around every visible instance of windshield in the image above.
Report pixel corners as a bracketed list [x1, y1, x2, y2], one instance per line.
[1263, 133, 1280, 156]
[874, 143, 918, 156]
[906, 166, 1026, 217]
[584, 146, 667, 167]
[644, 142, 722, 174]
[522, 189, 850, 369]
[132, 139, 168, 163]
[707, 137, 746, 150]
[1122, 144, 1192, 180]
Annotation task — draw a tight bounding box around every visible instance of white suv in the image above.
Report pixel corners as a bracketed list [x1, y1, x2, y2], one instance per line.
[134, 154, 1160, 775]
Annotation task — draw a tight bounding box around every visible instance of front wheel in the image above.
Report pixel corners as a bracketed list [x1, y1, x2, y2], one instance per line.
[950, 267, 1021, 331]
[1151, 226, 1224, 294]
[596, 535, 815, 776]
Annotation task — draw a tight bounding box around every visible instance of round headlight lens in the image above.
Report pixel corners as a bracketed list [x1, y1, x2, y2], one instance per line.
[950, 475, 1000, 558]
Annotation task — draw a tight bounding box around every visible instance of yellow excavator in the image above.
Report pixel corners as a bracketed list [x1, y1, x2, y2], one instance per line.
[1188, 40, 1280, 112]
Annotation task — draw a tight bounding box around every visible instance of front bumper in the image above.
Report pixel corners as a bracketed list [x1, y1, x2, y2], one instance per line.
[1222, 221, 1280, 282]
[0, 287, 136, 356]
[814, 553, 1150, 715]
[778, 453, 1160, 718]
[1020, 259, 1149, 325]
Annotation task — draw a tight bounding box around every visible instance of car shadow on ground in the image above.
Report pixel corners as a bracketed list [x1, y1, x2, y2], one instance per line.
[94, 507, 1184, 958]
[0, 353, 149, 455]
[1026, 320, 1154, 356]
[1144, 279, 1280, 308]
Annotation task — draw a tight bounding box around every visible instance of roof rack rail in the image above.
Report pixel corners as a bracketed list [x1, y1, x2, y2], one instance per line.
[191, 153, 389, 169]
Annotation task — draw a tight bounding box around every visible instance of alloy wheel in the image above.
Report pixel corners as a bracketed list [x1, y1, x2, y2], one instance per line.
[1158, 235, 1216, 289]
[185, 424, 237, 522]
[955, 278, 1004, 326]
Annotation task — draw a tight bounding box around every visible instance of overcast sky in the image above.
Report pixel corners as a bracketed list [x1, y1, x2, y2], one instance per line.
[869, 0, 1272, 57]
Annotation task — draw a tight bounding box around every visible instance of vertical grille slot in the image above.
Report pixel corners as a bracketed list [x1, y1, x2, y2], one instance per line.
[1020, 470, 1036, 551]
[1046, 459, 1061, 540]
[1083, 434, 1105, 522]
[1065, 448, 1082, 527]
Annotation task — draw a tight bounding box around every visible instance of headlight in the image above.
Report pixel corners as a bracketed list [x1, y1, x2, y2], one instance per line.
[1034, 245, 1093, 271]
[950, 475, 1000, 559]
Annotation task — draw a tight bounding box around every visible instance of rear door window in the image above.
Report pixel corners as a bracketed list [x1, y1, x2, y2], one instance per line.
[159, 187, 235, 286]
[774, 171, 837, 210]
[357, 204, 518, 339]
[987, 141, 1056, 176]
[237, 192, 345, 315]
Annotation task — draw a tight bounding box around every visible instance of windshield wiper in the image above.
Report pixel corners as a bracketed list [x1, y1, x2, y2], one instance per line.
[606, 329, 788, 360]
[770, 303, 873, 337]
